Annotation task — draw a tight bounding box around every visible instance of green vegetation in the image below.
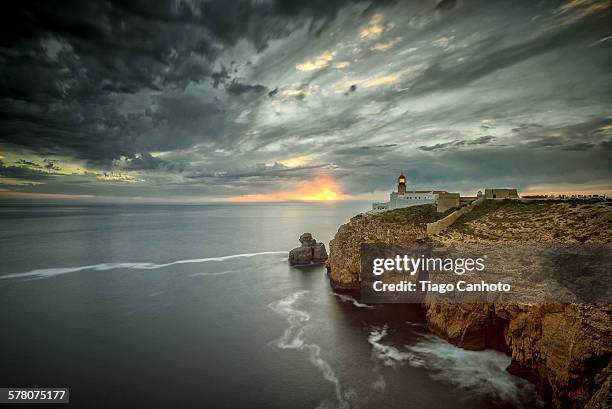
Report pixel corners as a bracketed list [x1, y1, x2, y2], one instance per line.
[451, 200, 555, 230]
[374, 204, 455, 225]
[440, 198, 611, 243]
[369, 199, 611, 242]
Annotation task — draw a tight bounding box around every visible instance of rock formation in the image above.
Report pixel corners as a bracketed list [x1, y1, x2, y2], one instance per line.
[327, 213, 429, 288]
[326, 200, 612, 409]
[289, 233, 328, 265]
[426, 302, 612, 409]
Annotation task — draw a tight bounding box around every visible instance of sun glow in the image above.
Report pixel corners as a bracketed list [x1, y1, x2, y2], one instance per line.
[304, 188, 338, 201]
[223, 176, 348, 202]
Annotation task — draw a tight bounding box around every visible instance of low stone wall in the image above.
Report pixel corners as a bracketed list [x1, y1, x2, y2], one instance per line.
[426, 197, 485, 235]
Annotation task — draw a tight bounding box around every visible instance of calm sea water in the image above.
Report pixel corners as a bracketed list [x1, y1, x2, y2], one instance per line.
[0, 202, 541, 409]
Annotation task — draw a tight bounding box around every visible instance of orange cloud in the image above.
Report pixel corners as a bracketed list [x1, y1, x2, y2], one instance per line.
[223, 175, 350, 202]
[296, 51, 334, 71]
[363, 73, 400, 88]
[359, 14, 394, 39]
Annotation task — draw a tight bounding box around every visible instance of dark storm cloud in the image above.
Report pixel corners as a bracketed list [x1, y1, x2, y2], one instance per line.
[0, 0, 381, 163]
[364, 144, 397, 149]
[468, 136, 495, 145]
[225, 80, 267, 96]
[335, 144, 398, 155]
[123, 152, 182, 171]
[563, 142, 595, 151]
[150, 94, 224, 148]
[16, 160, 42, 169]
[418, 140, 464, 151]
[1, 0, 611, 199]
[434, 0, 457, 12]
[408, 3, 611, 96]
[0, 160, 55, 181]
[516, 118, 612, 151]
[185, 162, 335, 181]
[44, 159, 61, 171]
[211, 66, 232, 88]
[417, 135, 496, 151]
[0, 1, 372, 92]
[344, 84, 357, 95]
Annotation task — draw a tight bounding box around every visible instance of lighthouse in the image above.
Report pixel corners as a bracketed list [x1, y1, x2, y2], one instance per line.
[398, 173, 407, 195]
[371, 173, 449, 212]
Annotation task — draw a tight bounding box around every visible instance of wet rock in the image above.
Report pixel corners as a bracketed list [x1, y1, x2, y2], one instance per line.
[289, 233, 328, 265]
[288, 246, 312, 265]
[312, 242, 328, 263]
[299, 232, 316, 247]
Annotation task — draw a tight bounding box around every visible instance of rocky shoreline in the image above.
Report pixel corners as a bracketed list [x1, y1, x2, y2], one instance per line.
[326, 200, 612, 409]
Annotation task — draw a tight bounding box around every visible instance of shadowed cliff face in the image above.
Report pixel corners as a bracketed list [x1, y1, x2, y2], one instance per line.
[326, 200, 612, 409]
[426, 303, 612, 409]
[326, 205, 448, 288]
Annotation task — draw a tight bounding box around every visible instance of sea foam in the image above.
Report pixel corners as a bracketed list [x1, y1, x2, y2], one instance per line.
[406, 334, 543, 408]
[269, 291, 354, 409]
[188, 269, 241, 277]
[368, 327, 543, 408]
[368, 326, 423, 367]
[334, 293, 375, 309]
[0, 251, 288, 281]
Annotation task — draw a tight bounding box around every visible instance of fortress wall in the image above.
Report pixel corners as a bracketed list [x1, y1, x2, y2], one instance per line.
[437, 193, 460, 213]
[426, 197, 485, 235]
[484, 188, 519, 199]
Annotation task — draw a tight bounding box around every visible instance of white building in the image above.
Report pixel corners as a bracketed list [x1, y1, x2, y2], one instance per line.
[372, 173, 448, 212]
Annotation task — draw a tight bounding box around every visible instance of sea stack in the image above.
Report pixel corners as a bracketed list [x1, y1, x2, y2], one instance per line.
[288, 233, 328, 265]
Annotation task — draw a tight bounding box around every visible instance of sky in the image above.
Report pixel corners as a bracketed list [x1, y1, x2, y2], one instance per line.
[1, 0, 611, 202]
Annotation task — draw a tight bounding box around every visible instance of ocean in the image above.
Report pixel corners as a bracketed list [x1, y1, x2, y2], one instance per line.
[0, 202, 541, 409]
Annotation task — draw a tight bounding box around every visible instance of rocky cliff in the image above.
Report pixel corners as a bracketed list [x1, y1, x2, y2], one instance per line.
[327, 205, 451, 288]
[327, 200, 612, 409]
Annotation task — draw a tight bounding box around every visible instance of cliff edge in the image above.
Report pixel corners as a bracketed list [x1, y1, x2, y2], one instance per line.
[327, 200, 612, 409]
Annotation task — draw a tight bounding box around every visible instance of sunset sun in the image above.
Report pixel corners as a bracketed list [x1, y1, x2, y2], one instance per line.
[223, 176, 346, 202]
[309, 190, 338, 201]
[322, 190, 338, 201]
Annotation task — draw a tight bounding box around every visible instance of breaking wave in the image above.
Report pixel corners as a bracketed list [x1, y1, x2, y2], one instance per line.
[334, 293, 375, 309]
[0, 251, 288, 281]
[368, 326, 423, 367]
[367, 326, 422, 393]
[369, 327, 542, 408]
[269, 291, 354, 409]
[406, 334, 543, 408]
